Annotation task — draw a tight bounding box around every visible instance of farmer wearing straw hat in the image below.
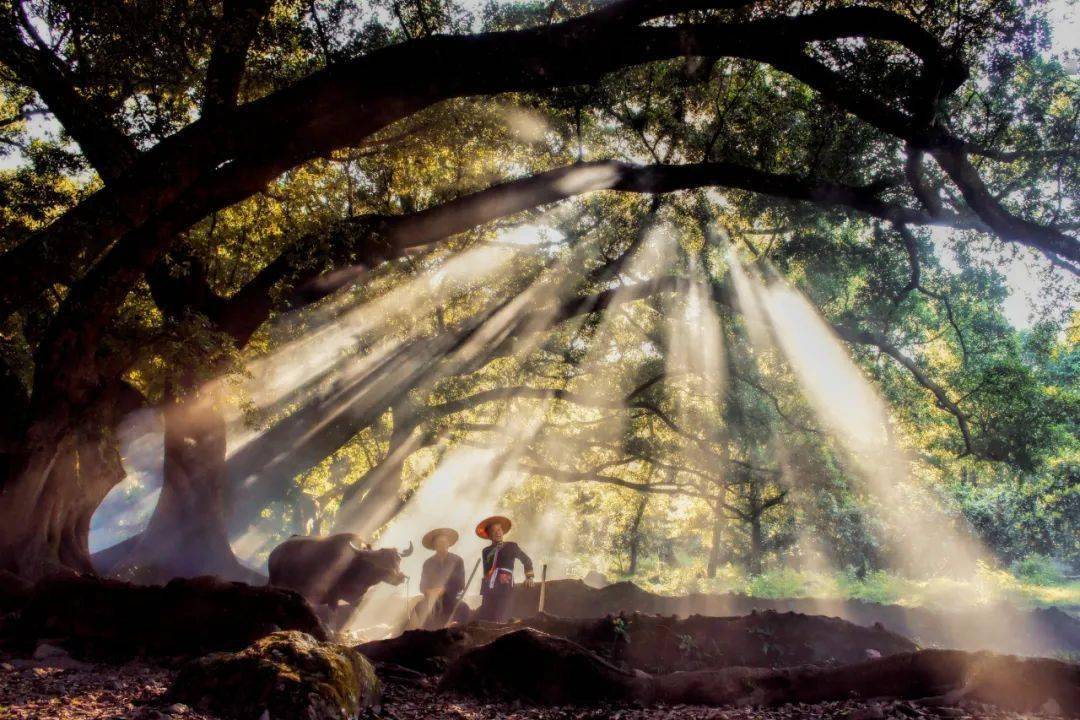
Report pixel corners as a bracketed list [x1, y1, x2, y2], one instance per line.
[475, 515, 534, 623]
[416, 527, 467, 629]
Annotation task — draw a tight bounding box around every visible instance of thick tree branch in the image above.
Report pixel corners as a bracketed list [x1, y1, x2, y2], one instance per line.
[202, 0, 274, 118]
[832, 323, 974, 456]
[931, 145, 1080, 272]
[515, 461, 698, 497]
[213, 157, 989, 346]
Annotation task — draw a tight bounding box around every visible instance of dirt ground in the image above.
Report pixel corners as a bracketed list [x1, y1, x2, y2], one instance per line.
[0, 652, 1073, 720]
[0, 654, 207, 720]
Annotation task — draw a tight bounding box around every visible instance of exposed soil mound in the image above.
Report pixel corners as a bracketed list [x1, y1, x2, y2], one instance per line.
[509, 579, 1080, 655]
[442, 628, 1080, 712]
[9, 575, 326, 658]
[518, 610, 916, 672]
[167, 630, 380, 720]
[357, 626, 473, 673]
[358, 610, 915, 675]
[440, 628, 647, 705]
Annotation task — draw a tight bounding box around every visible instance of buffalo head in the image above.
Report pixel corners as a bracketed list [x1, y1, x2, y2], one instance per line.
[347, 539, 413, 587]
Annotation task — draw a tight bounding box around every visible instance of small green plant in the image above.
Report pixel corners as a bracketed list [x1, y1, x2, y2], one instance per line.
[837, 569, 910, 605]
[746, 568, 807, 598]
[1013, 554, 1066, 586]
[611, 617, 631, 644]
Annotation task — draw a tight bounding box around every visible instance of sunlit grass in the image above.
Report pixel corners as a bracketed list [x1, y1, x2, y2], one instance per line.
[617, 562, 1080, 610]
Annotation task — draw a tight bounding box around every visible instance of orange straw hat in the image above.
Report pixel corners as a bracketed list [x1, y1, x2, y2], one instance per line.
[475, 515, 512, 539]
[421, 527, 459, 550]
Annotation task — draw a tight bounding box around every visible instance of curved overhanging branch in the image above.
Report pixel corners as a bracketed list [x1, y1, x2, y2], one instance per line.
[0, 3, 971, 320]
[930, 145, 1080, 273]
[211, 157, 988, 345]
[514, 461, 700, 497]
[201, 0, 274, 118]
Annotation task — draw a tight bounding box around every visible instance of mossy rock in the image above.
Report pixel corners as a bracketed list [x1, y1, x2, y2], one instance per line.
[168, 630, 380, 720]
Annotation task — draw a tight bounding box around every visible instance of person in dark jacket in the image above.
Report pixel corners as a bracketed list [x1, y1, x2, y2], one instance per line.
[416, 527, 467, 629]
[475, 515, 534, 623]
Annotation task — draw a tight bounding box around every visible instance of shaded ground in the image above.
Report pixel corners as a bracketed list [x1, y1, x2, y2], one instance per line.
[381, 675, 1071, 720]
[0, 654, 211, 720]
[0, 653, 1070, 720]
[503, 581, 1080, 656]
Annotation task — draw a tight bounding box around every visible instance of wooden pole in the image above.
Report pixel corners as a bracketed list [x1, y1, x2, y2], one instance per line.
[445, 556, 482, 629]
[537, 563, 548, 614]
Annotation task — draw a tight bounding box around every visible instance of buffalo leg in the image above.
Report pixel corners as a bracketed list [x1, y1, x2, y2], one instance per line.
[331, 602, 360, 635]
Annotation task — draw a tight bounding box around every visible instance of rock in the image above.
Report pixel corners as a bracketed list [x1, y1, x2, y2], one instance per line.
[124, 709, 168, 720]
[14, 574, 326, 659]
[846, 705, 885, 720]
[1041, 697, 1063, 715]
[167, 630, 380, 720]
[163, 703, 190, 715]
[893, 701, 924, 716]
[32, 642, 69, 660]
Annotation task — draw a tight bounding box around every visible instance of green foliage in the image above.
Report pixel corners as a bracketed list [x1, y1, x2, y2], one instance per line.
[619, 563, 1080, 610]
[1013, 554, 1067, 585]
[746, 568, 809, 599]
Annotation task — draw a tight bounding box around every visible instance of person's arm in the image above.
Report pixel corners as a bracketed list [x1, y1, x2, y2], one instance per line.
[418, 558, 435, 592]
[515, 543, 535, 582]
[452, 556, 466, 590]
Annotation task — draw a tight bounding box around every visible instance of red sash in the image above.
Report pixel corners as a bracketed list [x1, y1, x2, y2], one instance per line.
[484, 544, 513, 590]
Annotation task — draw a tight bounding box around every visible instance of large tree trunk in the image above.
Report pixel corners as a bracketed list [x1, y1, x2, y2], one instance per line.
[748, 512, 765, 575]
[112, 391, 255, 583]
[0, 428, 125, 580]
[627, 495, 647, 575]
[707, 497, 726, 579]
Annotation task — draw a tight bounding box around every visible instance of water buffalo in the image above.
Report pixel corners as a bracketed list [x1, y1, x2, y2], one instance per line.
[267, 533, 413, 614]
